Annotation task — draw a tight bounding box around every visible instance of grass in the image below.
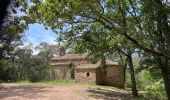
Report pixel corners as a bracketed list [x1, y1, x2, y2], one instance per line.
[17, 80, 97, 87]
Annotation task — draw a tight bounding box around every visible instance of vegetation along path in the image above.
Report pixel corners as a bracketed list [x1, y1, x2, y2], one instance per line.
[0, 83, 149, 100]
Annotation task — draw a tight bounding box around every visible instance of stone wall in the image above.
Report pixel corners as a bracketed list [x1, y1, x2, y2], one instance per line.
[75, 68, 96, 83]
[96, 68, 105, 85]
[74, 65, 125, 88]
[51, 57, 125, 88]
[104, 65, 124, 88]
[51, 65, 74, 80]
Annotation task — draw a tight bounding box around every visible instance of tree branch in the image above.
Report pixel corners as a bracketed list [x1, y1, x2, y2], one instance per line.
[97, 16, 170, 58]
[115, 46, 129, 57]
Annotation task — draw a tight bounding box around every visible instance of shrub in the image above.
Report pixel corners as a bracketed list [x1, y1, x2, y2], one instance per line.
[146, 80, 167, 100]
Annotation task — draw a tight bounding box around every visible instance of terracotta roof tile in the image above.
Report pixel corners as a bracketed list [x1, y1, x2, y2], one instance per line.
[51, 63, 71, 66]
[52, 53, 88, 60]
[76, 62, 101, 69]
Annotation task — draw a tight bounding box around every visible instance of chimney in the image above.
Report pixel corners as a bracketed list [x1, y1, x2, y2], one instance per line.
[59, 47, 65, 56]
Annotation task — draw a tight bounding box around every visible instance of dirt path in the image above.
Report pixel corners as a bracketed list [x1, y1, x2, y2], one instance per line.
[0, 83, 146, 100]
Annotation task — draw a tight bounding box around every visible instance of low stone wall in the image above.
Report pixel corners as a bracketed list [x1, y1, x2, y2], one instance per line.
[75, 68, 96, 83]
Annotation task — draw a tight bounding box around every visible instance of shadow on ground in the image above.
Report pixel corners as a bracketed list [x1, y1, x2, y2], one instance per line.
[0, 83, 151, 100]
[0, 84, 56, 99]
[86, 88, 149, 100]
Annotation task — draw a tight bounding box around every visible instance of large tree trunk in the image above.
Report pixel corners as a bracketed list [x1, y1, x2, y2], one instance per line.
[162, 68, 170, 100]
[123, 62, 127, 88]
[127, 55, 138, 97]
[162, 9, 170, 100]
[154, 0, 170, 99]
[160, 57, 170, 100]
[161, 8, 170, 100]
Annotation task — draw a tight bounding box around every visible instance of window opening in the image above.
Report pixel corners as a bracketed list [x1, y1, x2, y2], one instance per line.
[87, 72, 90, 77]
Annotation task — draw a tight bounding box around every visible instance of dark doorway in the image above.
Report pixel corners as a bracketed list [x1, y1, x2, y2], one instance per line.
[87, 72, 90, 77]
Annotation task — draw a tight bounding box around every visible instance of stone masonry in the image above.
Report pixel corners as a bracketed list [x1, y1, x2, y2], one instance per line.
[51, 47, 125, 88]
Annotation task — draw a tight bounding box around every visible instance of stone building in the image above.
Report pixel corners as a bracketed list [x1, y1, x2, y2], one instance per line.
[51, 48, 125, 88]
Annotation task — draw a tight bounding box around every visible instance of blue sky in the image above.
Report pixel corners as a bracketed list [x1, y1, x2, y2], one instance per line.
[23, 23, 58, 46]
[16, 7, 58, 46]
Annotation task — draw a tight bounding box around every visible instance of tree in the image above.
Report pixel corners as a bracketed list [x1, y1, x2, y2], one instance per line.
[0, 0, 25, 82]
[60, 16, 138, 95]
[11, 43, 57, 81]
[0, 20, 24, 59]
[19, 0, 170, 99]
[12, 45, 33, 80]
[0, 20, 24, 81]
[140, 0, 170, 99]
[35, 42, 59, 61]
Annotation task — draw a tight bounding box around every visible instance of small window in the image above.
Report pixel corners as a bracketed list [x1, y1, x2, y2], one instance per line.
[87, 72, 90, 77]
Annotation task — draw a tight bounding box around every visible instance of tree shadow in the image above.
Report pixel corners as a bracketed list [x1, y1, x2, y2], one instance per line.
[86, 88, 149, 100]
[0, 84, 58, 99]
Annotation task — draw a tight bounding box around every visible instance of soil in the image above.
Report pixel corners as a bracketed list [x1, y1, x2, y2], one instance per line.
[0, 83, 147, 100]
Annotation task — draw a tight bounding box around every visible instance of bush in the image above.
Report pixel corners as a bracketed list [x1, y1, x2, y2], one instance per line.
[136, 70, 151, 90]
[29, 73, 40, 82]
[146, 80, 167, 100]
[0, 59, 17, 82]
[125, 71, 132, 89]
[135, 70, 166, 99]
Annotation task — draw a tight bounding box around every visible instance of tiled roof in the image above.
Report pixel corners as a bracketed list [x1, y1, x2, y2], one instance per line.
[51, 53, 119, 67]
[52, 53, 88, 60]
[51, 63, 71, 66]
[75, 60, 119, 69]
[76, 62, 101, 69]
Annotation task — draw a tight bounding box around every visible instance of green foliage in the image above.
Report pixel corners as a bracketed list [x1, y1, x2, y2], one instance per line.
[0, 42, 59, 82]
[35, 42, 59, 61]
[135, 70, 166, 99]
[146, 82, 166, 100]
[0, 19, 24, 59]
[136, 70, 153, 90]
[28, 56, 50, 82]
[17, 0, 170, 99]
[0, 59, 16, 82]
[125, 72, 132, 88]
[125, 57, 166, 99]
[0, 16, 25, 82]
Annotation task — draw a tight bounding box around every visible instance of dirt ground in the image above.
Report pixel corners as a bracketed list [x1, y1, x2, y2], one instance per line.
[0, 83, 147, 100]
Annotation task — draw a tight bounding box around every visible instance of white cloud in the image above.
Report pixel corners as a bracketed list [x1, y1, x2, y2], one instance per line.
[23, 23, 58, 46]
